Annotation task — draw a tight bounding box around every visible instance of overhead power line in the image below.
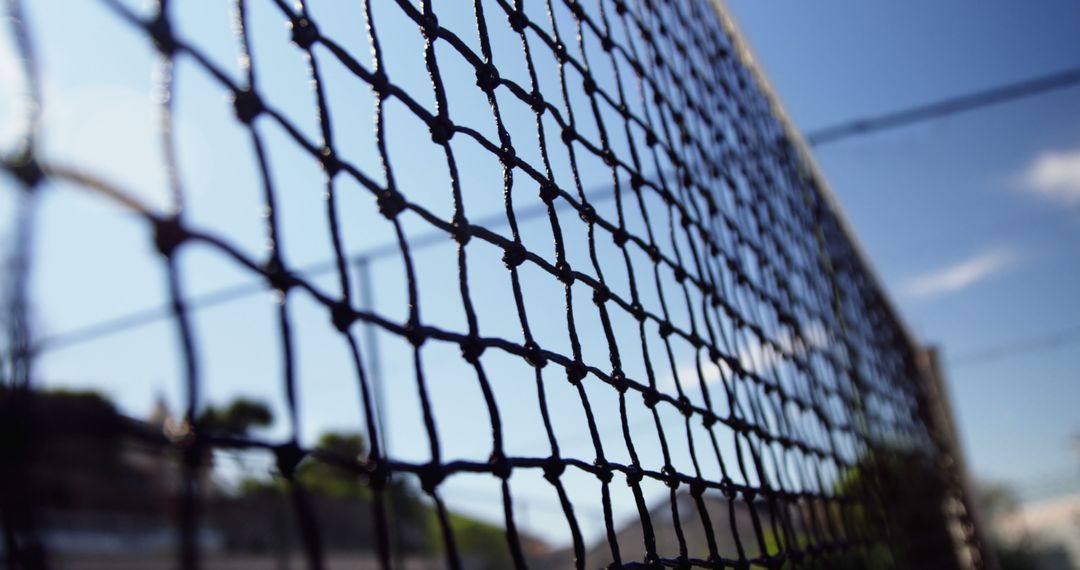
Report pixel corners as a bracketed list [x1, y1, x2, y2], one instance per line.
[34, 66, 1080, 352]
[806, 65, 1080, 146]
[37, 187, 618, 352]
[950, 324, 1080, 368]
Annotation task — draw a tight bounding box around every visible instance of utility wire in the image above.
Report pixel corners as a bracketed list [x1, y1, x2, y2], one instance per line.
[34, 66, 1080, 352]
[806, 65, 1080, 146]
[36, 187, 619, 352]
[950, 324, 1080, 368]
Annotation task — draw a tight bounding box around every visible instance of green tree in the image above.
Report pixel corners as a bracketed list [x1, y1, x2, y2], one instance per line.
[296, 431, 371, 500]
[198, 398, 273, 437]
[976, 480, 1072, 570]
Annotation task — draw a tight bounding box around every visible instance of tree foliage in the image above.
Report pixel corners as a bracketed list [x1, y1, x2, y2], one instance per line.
[198, 398, 273, 436]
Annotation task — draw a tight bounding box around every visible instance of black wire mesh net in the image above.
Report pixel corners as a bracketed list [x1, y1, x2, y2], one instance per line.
[0, 0, 989, 568]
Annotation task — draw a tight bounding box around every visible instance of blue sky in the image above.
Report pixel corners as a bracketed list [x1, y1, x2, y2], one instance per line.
[1, 0, 1077, 548]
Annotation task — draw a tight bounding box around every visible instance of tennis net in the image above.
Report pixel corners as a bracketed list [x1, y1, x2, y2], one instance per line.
[1, 0, 990, 568]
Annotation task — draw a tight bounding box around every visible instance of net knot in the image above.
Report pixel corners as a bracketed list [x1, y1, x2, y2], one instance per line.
[646, 244, 661, 263]
[475, 62, 500, 92]
[232, 89, 263, 124]
[658, 321, 673, 339]
[593, 461, 613, 484]
[629, 174, 644, 191]
[730, 314, 746, 334]
[4, 150, 44, 190]
[689, 479, 707, 498]
[591, 285, 610, 306]
[566, 361, 587, 385]
[719, 477, 737, 499]
[661, 466, 680, 489]
[612, 228, 629, 247]
[708, 240, 721, 258]
[523, 341, 547, 368]
[701, 411, 718, 428]
[645, 129, 658, 148]
[728, 416, 749, 433]
[501, 241, 527, 269]
[419, 12, 440, 41]
[147, 15, 176, 55]
[265, 258, 295, 293]
[611, 369, 628, 394]
[578, 203, 597, 225]
[330, 301, 355, 332]
[405, 322, 427, 347]
[451, 217, 471, 245]
[488, 452, 512, 479]
[460, 335, 485, 363]
[601, 35, 615, 53]
[553, 42, 569, 64]
[417, 463, 444, 493]
[704, 194, 719, 217]
[376, 190, 406, 219]
[555, 261, 575, 285]
[560, 125, 576, 145]
[528, 90, 546, 114]
[319, 147, 341, 178]
[601, 148, 616, 167]
[581, 75, 597, 96]
[274, 441, 306, 479]
[613, 0, 628, 16]
[498, 143, 516, 165]
[370, 70, 390, 98]
[290, 17, 319, 50]
[677, 396, 693, 417]
[642, 390, 659, 409]
[630, 303, 647, 323]
[659, 187, 675, 205]
[429, 115, 455, 145]
[507, 9, 528, 32]
[565, 0, 586, 20]
[153, 216, 187, 257]
[538, 180, 559, 203]
[542, 456, 564, 482]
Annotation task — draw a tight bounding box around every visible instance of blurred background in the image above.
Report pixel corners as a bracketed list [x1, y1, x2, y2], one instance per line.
[728, 1, 1080, 565]
[1, 0, 1078, 568]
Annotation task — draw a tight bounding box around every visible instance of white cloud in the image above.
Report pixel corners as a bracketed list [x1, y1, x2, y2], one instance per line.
[1023, 149, 1080, 204]
[901, 247, 1020, 300]
[1, 34, 209, 213]
[663, 321, 832, 392]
